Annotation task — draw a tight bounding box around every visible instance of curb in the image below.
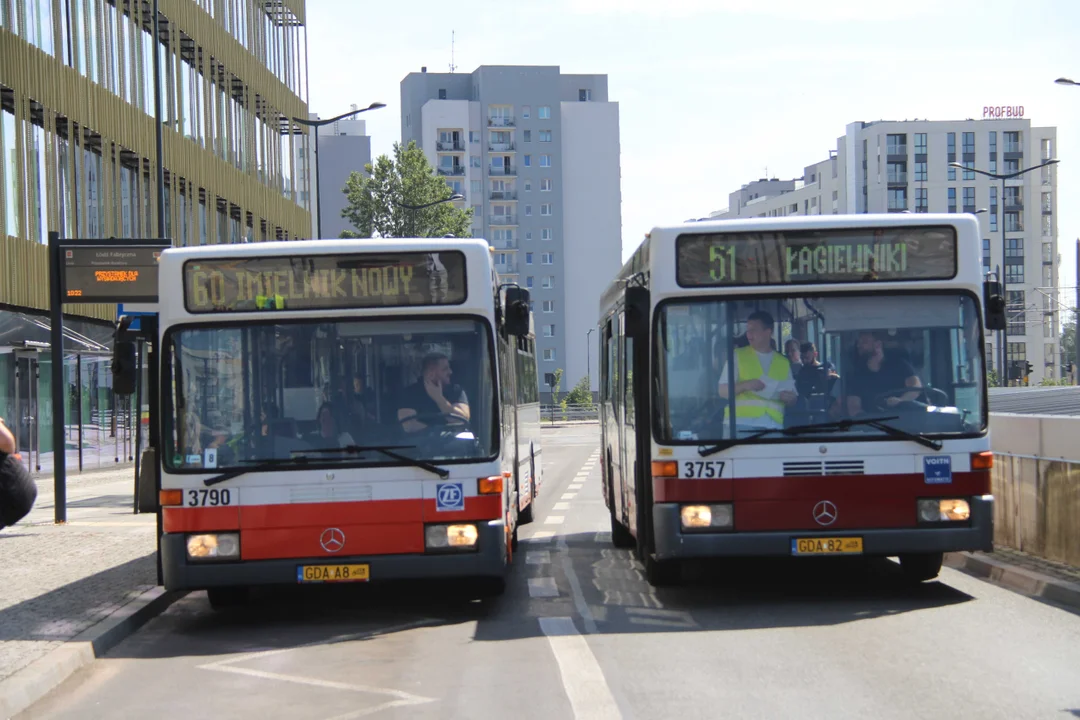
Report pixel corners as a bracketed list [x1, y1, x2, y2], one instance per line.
[944, 551, 1080, 612]
[0, 586, 185, 719]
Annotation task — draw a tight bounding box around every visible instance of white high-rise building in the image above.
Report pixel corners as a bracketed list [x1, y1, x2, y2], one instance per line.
[711, 118, 1060, 384]
[296, 108, 373, 239]
[400, 65, 623, 397]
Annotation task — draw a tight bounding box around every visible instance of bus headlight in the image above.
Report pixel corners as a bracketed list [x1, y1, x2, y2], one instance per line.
[186, 533, 240, 561]
[917, 499, 971, 523]
[425, 523, 479, 551]
[680, 504, 733, 531]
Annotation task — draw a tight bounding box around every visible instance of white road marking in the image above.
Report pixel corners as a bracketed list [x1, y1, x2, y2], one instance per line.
[553, 502, 570, 511]
[561, 493, 578, 500]
[557, 533, 599, 634]
[539, 617, 622, 720]
[593, 532, 611, 544]
[526, 550, 552, 565]
[529, 577, 560, 597]
[625, 608, 698, 628]
[545, 515, 566, 525]
[197, 620, 438, 717]
[568, 484, 584, 491]
[528, 530, 557, 542]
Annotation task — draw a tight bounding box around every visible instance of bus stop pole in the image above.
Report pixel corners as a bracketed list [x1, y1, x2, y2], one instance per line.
[48, 231, 67, 524]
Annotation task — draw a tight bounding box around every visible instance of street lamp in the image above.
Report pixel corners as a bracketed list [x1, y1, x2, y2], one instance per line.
[1055, 76, 1080, 384]
[950, 158, 1060, 386]
[391, 194, 465, 238]
[292, 102, 387, 239]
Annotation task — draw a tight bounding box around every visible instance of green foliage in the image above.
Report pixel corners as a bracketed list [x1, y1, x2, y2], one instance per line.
[340, 140, 473, 239]
[986, 368, 999, 388]
[565, 375, 593, 407]
[548, 368, 564, 405]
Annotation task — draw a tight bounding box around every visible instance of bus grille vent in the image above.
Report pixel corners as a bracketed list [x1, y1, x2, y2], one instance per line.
[824, 460, 865, 475]
[783, 461, 823, 476]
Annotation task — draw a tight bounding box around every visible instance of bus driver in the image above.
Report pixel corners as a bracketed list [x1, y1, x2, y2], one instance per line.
[717, 310, 798, 432]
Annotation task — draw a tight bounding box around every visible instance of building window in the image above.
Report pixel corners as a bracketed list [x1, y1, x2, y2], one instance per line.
[1005, 212, 1023, 233]
[526, 252, 533, 265]
[524, 205, 532, 216]
[523, 155, 531, 167]
[522, 105, 531, 119]
[962, 161, 975, 180]
[438, 88, 447, 99]
[544, 324, 555, 337]
[524, 180, 532, 192]
[541, 252, 554, 265]
[1043, 215, 1053, 237]
[541, 228, 553, 241]
[1007, 290, 1026, 336]
[1043, 242, 1054, 263]
[962, 187, 976, 211]
[538, 106, 551, 120]
[915, 188, 928, 213]
[1004, 131, 1021, 154]
[540, 203, 552, 216]
[887, 188, 907, 211]
[539, 130, 552, 142]
[947, 133, 956, 180]
[526, 276, 534, 288]
[539, 155, 552, 167]
[523, 130, 531, 143]
[469, 131, 480, 143]
[982, 238, 991, 273]
[1006, 237, 1024, 258]
[579, 89, 591, 101]
[914, 133, 927, 154]
[1042, 191, 1052, 213]
[1004, 159, 1022, 175]
[542, 300, 554, 313]
[914, 161, 927, 181]
[540, 178, 552, 191]
[542, 276, 555, 289]
[886, 134, 906, 155]
[947, 188, 957, 213]
[470, 155, 481, 168]
[543, 348, 556, 361]
[962, 131, 975, 154]
[470, 180, 481, 194]
[1005, 264, 1024, 284]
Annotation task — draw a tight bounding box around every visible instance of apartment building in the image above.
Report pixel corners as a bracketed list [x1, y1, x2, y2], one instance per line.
[298, 109, 373, 239]
[712, 118, 1060, 384]
[400, 65, 622, 395]
[0, 0, 310, 467]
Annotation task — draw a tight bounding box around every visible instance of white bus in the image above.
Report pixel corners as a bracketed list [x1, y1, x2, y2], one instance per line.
[599, 214, 1002, 586]
[117, 238, 542, 607]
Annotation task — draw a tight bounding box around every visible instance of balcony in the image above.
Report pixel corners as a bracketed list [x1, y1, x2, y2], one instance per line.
[489, 190, 517, 200]
[488, 117, 515, 127]
[1004, 142, 1022, 154]
[437, 166, 466, 176]
[488, 142, 516, 152]
[488, 165, 518, 177]
[436, 140, 465, 152]
[495, 262, 519, 274]
[489, 214, 518, 225]
[887, 172, 908, 184]
[886, 144, 908, 158]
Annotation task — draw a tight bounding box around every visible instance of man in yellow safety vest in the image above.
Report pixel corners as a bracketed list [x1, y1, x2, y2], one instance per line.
[717, 310, 798, 431]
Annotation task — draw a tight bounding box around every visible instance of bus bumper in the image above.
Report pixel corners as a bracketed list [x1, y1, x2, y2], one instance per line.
[652, 495, 995, 560]
[160, 519, 508, 591]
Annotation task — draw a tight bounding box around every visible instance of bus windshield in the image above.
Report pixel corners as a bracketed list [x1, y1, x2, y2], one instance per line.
[164, 316, 497, 472]
[657, 292, 986, 444]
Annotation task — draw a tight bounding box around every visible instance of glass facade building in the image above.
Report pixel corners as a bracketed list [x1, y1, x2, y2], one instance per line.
[0, 0, 311, 473]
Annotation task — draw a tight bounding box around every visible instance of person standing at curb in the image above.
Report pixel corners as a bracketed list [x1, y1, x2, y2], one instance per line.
[0, 416, 37, 529]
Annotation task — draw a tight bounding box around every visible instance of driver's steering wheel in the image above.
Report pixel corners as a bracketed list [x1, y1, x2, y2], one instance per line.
[871, 385, 949, 410]
[398, 410, 470, 435]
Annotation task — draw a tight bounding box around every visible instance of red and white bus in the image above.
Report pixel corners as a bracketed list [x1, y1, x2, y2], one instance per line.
[599, 214, 1002, 586]
[119, 238, 542, 607]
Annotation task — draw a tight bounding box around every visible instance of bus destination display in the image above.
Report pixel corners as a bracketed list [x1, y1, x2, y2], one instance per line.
[676, 226, 958, 287]
[183, 251, 468, 313]
[62, 245, 166, 303]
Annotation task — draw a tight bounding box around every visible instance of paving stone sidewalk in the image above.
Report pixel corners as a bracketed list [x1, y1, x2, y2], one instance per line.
[0, 468, 157, 684]
[976, 546, 1080, 586]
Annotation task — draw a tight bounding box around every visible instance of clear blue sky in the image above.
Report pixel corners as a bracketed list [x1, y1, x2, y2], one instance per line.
[305, 0, 1080, 291]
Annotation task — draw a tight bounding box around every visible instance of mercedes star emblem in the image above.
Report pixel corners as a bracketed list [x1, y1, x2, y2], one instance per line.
[320, 527, 345, 553]
[813, 500, 838, 527]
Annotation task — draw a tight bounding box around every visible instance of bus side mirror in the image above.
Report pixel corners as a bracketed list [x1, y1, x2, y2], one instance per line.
[625, 286, 650, 338]
[503, 286, 531, 337]
[112, 340, 138, 395]
[983, 280, 1006, 331]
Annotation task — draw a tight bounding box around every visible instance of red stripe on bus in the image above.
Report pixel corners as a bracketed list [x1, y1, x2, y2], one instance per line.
[733, 471, 990, 501]
[163, 506, 240, 533]
[242, 523, 423, 560]
[653, 478, 733, 503]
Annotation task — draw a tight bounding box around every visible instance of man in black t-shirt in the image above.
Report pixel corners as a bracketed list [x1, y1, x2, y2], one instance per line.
[397, 353, 471, 433]
[845, 332, 922, 417]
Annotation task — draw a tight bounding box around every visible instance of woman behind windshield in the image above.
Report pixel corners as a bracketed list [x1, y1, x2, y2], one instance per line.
[309, 402, 355, 449]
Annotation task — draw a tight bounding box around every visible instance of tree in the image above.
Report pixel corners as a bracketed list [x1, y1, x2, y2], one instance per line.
[340, 140, 473, 239]
[1062, 309, 1076, 371]
[565, 375, 593, 407]
[547, 368, 564, 405]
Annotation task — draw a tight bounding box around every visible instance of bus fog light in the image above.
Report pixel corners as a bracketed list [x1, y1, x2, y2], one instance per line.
[681, 504, 733, 530]
[918, 499, 970, 522]
[187, 533, 240, 560]
[425, 523, 479, 550]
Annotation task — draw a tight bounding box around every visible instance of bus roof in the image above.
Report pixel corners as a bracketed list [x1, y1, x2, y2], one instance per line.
[603, 213, 983, 314]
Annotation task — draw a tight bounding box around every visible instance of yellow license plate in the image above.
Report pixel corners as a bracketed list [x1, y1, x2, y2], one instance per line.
[297, 564, 370, 583]
[791, 537, 863, 555]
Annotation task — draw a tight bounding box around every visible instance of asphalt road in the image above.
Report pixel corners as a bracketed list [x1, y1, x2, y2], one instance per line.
[19, 424, 1080, 720]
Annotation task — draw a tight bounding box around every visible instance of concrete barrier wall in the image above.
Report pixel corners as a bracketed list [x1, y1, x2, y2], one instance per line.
[990, 413, 1080, 567]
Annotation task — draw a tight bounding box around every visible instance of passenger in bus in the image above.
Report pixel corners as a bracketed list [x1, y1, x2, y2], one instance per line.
[307, 402, 356, 449]
[716, 310, 798, 431]
[397, 353, 470, 433]
[784, 338, 803, 374]
[795, 342, 841, 420]
[845, 331, 922, 416]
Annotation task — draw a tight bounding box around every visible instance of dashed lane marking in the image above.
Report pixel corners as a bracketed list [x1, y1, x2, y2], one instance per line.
[544, 515, 566, 525]
[539, 617, 622, 720]
[561, 493, 577, 501]
[553, 502, 570, 511]
[526, 551, 552, 565]
[527, 530, 557, 543]
[529, 577, 560, 598]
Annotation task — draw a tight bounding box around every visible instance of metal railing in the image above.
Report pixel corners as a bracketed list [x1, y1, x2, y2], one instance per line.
[540, 405, 599, 423]
[489, 215, 518, 225]
[436, 141, 465, 152]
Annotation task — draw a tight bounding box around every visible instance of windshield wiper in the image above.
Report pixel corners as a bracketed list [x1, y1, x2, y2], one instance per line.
[300, 445, 450, 479]
[699, 428, 786, 456]
[784, 416, 944, 451]
[203, 457, 312, 487]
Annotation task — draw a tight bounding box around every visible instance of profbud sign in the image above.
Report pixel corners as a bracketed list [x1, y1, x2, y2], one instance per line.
[983, 105, 1024, 120]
